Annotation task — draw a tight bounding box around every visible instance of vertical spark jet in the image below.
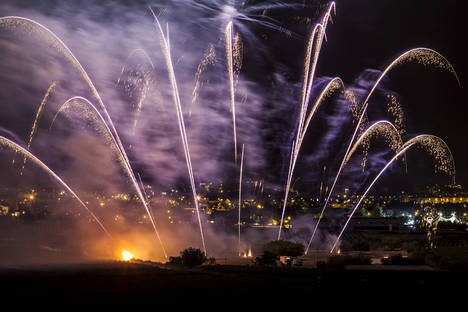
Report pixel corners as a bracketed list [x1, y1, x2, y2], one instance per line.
[238, 144, 245, 256]
[278, 3, 337, 239]
[278, 2, 337, 240]
[149, 7, 207, 255]
[225, 21, 238, 163]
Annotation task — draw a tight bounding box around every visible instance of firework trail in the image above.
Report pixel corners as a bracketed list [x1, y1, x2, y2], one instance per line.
[225, 21, 238, 163]
[305, 47, 460, 252]
[238, 144, 244, 256]
[149, 7, 207, 255]
[20, 81, 57, 175]
[330, 134, 456, 253]
[50, 96, 167, 256]
[305, 118, 401, 253]
[138, 172, 167, 259]
[345, 120, 402, 164]
[50, 97, 129, 177]
[0, 135, 111, 238]
[0, 16, 167, 250]
[0, 17, 132, 169]
[278, 1, 336, 240]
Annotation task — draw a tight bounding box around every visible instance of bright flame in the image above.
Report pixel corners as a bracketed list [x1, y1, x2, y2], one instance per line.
[122, 250, 134, 261]
[248, 248, 252, 257]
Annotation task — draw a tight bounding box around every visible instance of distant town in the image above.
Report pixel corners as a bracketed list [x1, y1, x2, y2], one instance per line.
[1, 180, 467, 236]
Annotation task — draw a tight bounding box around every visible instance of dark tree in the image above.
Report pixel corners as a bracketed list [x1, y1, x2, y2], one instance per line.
[179, 247, 207, 266]
[262, 240, 305, 257]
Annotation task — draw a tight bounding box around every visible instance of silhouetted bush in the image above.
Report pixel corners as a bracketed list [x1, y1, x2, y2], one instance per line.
[167, 256, 182, 265]
[179, 247, 207, 266]
[262, 240, 305, 257]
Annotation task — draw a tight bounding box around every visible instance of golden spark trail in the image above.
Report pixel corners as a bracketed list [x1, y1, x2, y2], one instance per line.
[300, 77, 344, 145]
[0, 136, 111, 238]
[0, 17, 167, 254]
[280, 78, 343, 242]
[278, 24, 324, 240]
[330, 135, 456, 253]
[149, 7, 207, 255]
[191, 44, 215, 116]
[345, 120, 402, 164]
[238, 144, 244, 256]
[306, 47, 460, 252]
[362, 48, 460, 113]
[225, 21, 238, 163]
[278, 2, 336, 239]
[0, 17, 134, 186]
[20, 81, 57, 175]
[51, 96, 167, 255]
[50, 96, 126, 170]
[233, 32, 243, 87]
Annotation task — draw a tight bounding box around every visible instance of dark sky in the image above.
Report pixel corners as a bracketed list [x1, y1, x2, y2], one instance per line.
[0, 0, 466, 195]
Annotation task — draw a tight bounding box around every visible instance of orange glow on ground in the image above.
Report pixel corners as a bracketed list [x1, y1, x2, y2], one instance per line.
[122, 250, 134, 261]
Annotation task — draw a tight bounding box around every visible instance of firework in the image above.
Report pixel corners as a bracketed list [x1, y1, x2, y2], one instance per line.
[0, 136, 111, 238]
[330, 134, 456, 253]
[149, 7, 207, 255]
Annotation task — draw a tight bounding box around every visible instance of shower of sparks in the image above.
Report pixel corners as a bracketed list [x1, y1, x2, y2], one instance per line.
[345, 120, 403, 164]
[233, 31, 243, 87]
[191, 44, 216, 116]
[330, 134, 456, 253]
[386, 93, 405, 136]
[306, 45, 460, 253]
[0, 1, 461, 262]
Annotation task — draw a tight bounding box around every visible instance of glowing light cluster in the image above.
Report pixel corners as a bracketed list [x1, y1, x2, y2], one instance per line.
[122, 250, 134, 261]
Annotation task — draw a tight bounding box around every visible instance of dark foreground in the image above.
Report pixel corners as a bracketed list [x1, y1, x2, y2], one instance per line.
[1, 262, 467, 305]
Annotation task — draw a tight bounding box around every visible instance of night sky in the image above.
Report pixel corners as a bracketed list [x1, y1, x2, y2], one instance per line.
[0, 0, 466, 196]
